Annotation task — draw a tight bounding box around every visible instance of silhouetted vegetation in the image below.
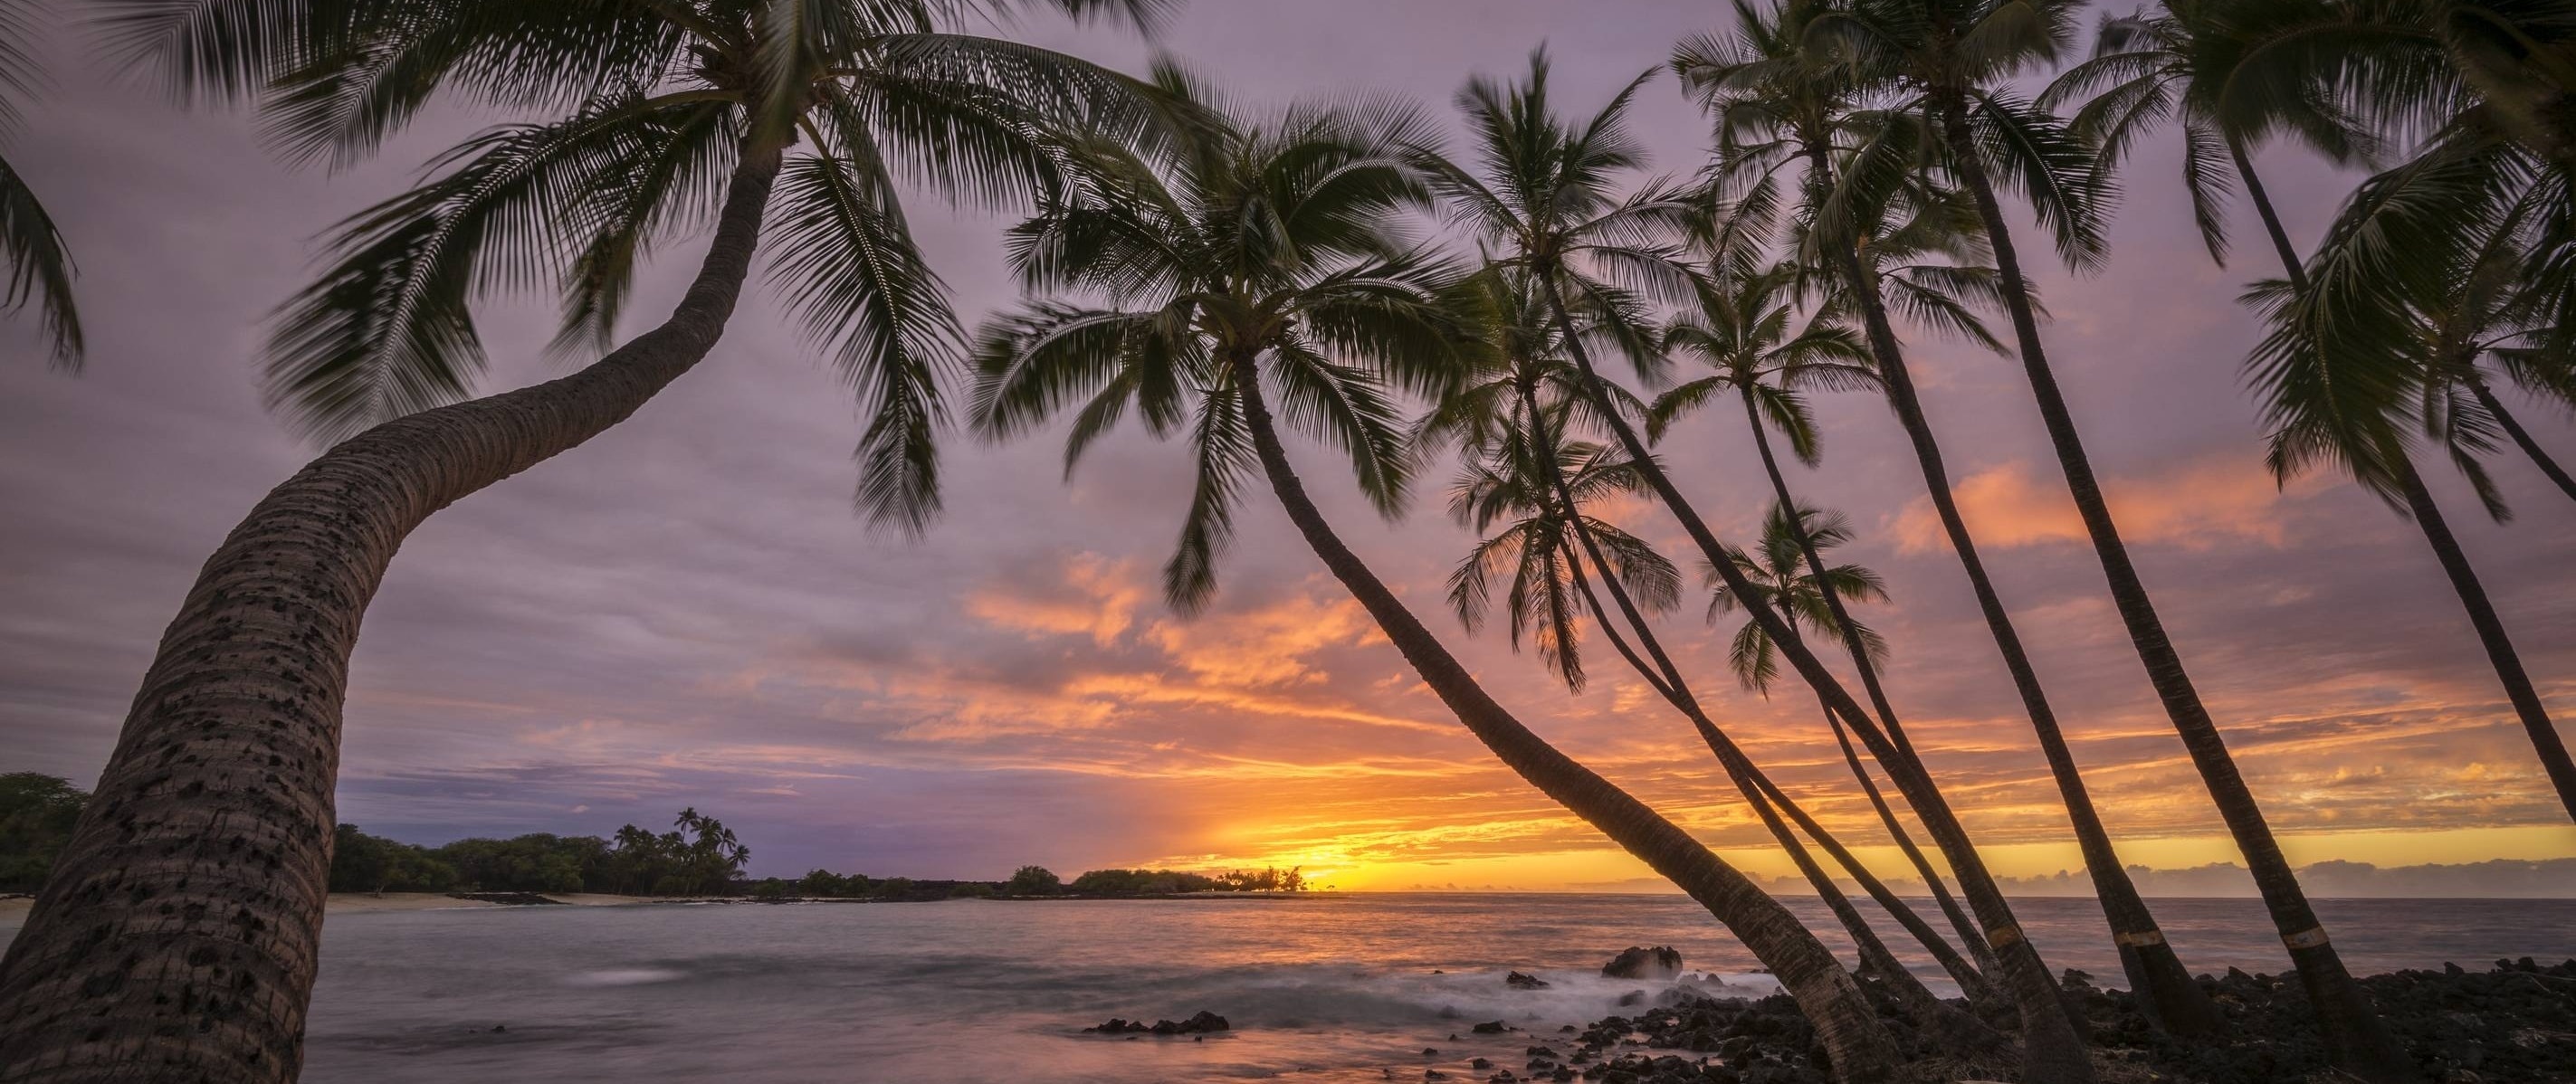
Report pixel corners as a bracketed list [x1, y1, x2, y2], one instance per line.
[326, 808, 749, 897]
[0, 773, 87, 893]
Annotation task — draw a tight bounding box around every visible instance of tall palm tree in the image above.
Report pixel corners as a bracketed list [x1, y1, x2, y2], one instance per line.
[1417, 49, 2098, 1082]
[1438, 329, 2001, 1023]
[1818, 0, 2412, 1072]
[0, 0, 80, 366]
[2052, 0, 2576, 817]
[967, 90, 1909, 1082]
[1675, 2, 2229, 1038]
[0, 2, 1173, 1079]
[2068, 0, 2576, 823]
[1644, 259, 1999, 978]
[2246, 150, 2576, 823]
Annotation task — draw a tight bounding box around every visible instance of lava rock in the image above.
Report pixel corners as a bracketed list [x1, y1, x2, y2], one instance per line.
[1601, 946, 1684, 980]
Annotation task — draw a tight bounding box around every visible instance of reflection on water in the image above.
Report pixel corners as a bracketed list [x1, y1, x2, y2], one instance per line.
[11, 894, 2574, 1082]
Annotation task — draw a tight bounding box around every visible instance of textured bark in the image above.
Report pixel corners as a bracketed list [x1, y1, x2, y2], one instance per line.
[1738, 389, 1995, 976]
[1226, 352, 1910, 1084]
[1803, 140, 2216, 1037]
[1540, 281, 2099, 1084]
[0, 147, 786, 1084]
[1937, 100, 2409, 1079]
[2395, 459, 2576, 820]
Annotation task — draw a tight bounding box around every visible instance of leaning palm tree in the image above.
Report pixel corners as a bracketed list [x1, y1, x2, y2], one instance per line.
[2075, 0, 2576, 822]
[0, 2, 1174, 1079]
[1445, 411, 2006, 1049]
[1643, 259, 1999, 976]
[1681, 0, 2230, 1038]
[968, 89, 1909, 1082]
[1417, 48, 2096, 1081]
[0, 0, 80, 366]
[2247, 153, 2576, 824]
[1816, 0, 2413, 1071]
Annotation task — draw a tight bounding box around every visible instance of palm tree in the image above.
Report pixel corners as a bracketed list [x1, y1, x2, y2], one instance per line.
[2246, 152, 2576, 823]
[1644, 258, 2005, 976]
[1445, 408, 2007, 1047]
[0, 2, 1174, 1079]
[2066, 0, 2576, 823]
[1680, 1, 2229, 1038]
[1417, 49, 2097, 1082]
[1816, 0, 2415, 1071]
[967, 90, 1910, 1082]
[0, 0, 80, 367]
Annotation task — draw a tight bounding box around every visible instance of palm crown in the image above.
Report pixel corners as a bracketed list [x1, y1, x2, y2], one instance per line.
[109, 0, 1177, 529]
[1707, 500, 1890, 694]
[2042, 0, 2371, 264]
[0, 0, 79, 367]
[968, 82, 1486, 611]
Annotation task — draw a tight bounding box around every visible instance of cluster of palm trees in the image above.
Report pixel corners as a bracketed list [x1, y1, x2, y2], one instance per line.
[1, 0, 2569, 1082]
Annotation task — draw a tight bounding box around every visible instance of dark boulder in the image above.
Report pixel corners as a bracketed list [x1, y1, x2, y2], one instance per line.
[1505, 971, 1551, 990]
[1083, 1010, 1229, 1035]
[1601, 946, 1684, 980]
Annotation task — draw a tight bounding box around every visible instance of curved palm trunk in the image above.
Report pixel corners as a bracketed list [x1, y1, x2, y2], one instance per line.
[0, 147, 786, 1084]
[1805, 139, 2217, 1035]
[1225, 354, 1907, 1084]
[1553, 491, 2002, 1040]
[1941, 102, 2409, 1079]
[2235, 147, 2576, 822]
[1737, 389, 1996, 975]
[2394, 456, 2576, 817]
[1539, 281, 2100, 1084]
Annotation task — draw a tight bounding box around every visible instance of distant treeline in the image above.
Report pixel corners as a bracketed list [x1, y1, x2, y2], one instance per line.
[331, 807, 751, 896]
[749, 863, 1311, 900]
[2, 772, 1305, 900]
[0, 774, 84, 892]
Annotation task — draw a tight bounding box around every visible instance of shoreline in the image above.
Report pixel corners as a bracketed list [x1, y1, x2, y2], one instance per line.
[0, 889, 1341, 922]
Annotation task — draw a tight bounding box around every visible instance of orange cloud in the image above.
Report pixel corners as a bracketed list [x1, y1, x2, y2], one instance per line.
[1893, 456, 2295, 554]
[965, 553, 1144, 646]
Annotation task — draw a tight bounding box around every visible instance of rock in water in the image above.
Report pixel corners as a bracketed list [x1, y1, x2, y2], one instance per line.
[1082, 1010, 1229, 1035]
[1600, 946, 1683, 980]
[1505, 971, 1550, 990]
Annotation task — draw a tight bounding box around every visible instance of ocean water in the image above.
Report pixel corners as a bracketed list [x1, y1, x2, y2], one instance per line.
[9, 894, 2574, 1082]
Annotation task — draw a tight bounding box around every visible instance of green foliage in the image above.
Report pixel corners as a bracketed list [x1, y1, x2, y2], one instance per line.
[322, 807, 749, 897]
[1004, 865, 1062, 896]
[0, 772, 87, 892]
[102, 0, 1182, 530]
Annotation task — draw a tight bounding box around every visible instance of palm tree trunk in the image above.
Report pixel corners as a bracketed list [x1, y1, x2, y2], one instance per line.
[0, 146, 787, 1084]
[1538, 279, 2100, 1084]
[1821, 708, 1993, 971]
[2233, 142, 2576, 821]
[1550, 483, 2002, 1036]
[2394, 455, 2576, 817]
[1224, 352, 1907, 1082]
[1737, 389, 1996, 975]
[1804, 138, 2217, 1036]
[2464, 375, 2576, 505]
[1938, 100, 2409, 1079]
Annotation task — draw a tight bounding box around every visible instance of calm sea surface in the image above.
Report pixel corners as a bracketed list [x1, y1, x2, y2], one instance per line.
[8, 894, 2573, 1082]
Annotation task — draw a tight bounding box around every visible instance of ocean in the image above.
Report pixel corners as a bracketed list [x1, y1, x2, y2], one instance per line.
[8, 894, 2573, 1082]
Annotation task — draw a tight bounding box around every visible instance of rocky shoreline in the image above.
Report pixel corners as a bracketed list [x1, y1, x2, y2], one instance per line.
[1077, 954, 2576, 1083]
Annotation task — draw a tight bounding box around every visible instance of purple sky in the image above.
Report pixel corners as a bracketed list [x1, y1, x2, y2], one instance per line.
[3, 0, 2572, 891]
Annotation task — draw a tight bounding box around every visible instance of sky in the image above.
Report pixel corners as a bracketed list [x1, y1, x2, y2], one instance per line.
[3, 0, 2572, 896]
